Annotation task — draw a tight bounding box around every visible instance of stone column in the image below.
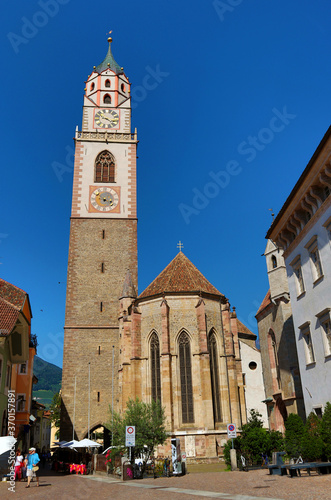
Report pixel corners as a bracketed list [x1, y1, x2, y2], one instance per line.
[160, 299, 173, 430]
[196, 298, 214, 429]
[131, 307, 142, 400]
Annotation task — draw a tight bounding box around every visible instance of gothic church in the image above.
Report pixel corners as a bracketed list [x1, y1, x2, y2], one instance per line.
[61, 38, 265, 459]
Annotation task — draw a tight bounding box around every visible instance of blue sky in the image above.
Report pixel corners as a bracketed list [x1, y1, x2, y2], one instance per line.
[1, 0, 330, 368]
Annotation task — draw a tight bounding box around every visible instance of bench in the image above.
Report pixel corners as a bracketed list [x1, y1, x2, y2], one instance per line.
[268, 451, 287, 476]
[287, 462, 331, 478]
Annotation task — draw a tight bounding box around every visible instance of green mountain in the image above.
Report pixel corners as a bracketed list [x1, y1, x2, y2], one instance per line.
[33, 356, 62, 406]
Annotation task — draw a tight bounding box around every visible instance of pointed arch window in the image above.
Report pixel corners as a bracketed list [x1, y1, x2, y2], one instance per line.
[103, 94, 111, 104]
[150, 332, 161, 403]
[271, 255, 277, 269]
[208, 331, 222, 423]
[179, 332, 194, 423]
[95, 151, 115, 183]
[105, 79, 111, 88]
[268, 330, 281, 390]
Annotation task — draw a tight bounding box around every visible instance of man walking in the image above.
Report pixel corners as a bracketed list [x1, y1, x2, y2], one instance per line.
[26, 447, 40, 488]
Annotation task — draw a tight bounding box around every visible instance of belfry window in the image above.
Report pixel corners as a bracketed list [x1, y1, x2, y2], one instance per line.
[150, 332, 161, 403]
[271, 255, 277, 269]
[105, 80, 111, 88]
[178, 332, 194, 423]
[103, 94, 111, 104]
[208, 331, 222, 423]
[95, 151, 115, 183]
[90, 82, 95, 91]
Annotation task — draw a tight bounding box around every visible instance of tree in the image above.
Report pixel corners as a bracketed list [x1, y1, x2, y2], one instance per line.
[222, 409, 284, 467]
[49, 392, 61, 438]
[301, 411, 323, 461]
[105, 398, 168, 460]
[321, 402, 331, 461]
[284, 413, 305, 458]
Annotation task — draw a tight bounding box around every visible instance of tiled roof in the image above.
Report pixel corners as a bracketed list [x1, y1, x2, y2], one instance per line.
[0, 279, 27, 335]
[237, 319, 256, 338]
[95, 40, 123, 75]
[256, 290, 271, 317]
[0, 299, 20, 336]
[0, 278, 26, 309]
[139, 252, 223, 300]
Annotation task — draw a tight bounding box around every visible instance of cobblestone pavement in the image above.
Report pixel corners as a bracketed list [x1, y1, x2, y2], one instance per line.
[1, 468, 331, 499]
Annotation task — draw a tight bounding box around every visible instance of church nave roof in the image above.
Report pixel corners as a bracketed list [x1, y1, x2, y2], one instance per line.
[139, 252, 223, 300]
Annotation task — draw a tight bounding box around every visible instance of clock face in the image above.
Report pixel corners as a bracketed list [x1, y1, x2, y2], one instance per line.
[94, 109, 119, 129]
[90, 187, 119, 212]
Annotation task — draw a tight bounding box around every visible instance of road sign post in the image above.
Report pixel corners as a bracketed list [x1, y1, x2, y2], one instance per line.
[125, 426, 136, 447]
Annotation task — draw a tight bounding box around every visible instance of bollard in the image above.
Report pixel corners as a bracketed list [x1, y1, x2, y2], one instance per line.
[230, 449, 237, 471]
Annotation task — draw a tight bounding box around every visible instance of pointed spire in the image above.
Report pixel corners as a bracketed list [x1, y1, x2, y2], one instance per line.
[120, 270, 137, 299]
[95, 35, 123, 75]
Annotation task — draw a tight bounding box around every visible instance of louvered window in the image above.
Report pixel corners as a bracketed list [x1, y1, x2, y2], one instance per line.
[151, 332, 161, 403]
[208, 332, 222, 423]
[179, 332, 194, 423]
[95, 151, 115, 183]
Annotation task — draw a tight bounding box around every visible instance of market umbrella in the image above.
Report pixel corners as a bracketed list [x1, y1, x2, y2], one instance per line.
[76, 438, 102, 448]
[60, 440, 81, 449]
[0, 436, 16, 455]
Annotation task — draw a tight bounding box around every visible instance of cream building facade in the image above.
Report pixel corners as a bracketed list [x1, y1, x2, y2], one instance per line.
[266, 126, 331, 419]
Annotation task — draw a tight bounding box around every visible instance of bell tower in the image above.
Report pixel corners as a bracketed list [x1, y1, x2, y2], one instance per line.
[61, 36, 138, 440]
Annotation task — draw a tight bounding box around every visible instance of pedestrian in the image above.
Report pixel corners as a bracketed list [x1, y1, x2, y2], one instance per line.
[14, 449, 23, 481]
[26, 447, 40, 488]
[21, 453, 28, 481]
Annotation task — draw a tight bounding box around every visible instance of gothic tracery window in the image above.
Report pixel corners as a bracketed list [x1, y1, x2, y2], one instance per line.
[150, 332, 161, 403]
[208, 331, 222, 423]
[179, 332, 194, 423]
[95, 151, 115, 183]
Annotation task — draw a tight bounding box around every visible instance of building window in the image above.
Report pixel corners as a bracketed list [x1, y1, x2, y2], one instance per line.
[178, 332, 194, 423]
[150, 332, 161, 404]
[0, 358, 2, 386]
[271, 255, 277, 269]
[323, 217, 331, 246]
[290, 256, 305, 296]
[19, 362, 27, 374]
[95, 150, 115, 183]
[97, 392, 100, 402]
[103, 94, 111, 104]
[305, 236, 323, 282]
[90, 82, 95, 91]
[1, 410, 7, 437]
[268, 330, 281, 390]
[299, 322, 315, 364]
[17, 394, 25, 412]
[314, 407, 323, 419]
[208, 331, 222, 423]
[5, 364, 11, 388]
[316, 309, 331, 357]
[105, 79, 111, 88]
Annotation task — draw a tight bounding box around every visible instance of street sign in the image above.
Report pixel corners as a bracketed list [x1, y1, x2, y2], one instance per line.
[227, 423, 237, 439]
[125, 425, 135, 447]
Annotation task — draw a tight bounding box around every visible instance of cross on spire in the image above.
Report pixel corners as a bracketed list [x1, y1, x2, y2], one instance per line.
[177, 241, 184, 252]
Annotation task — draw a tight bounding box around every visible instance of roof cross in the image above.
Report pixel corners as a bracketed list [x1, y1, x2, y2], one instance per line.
[177, 241, 184, 252]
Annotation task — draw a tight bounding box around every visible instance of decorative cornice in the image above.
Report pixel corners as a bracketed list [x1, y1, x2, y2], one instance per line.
[75, 130, 138, 143]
